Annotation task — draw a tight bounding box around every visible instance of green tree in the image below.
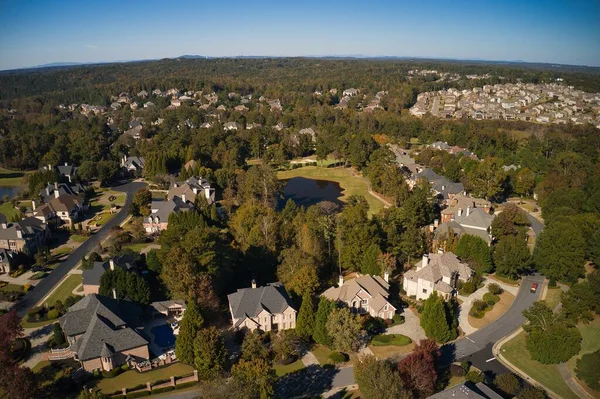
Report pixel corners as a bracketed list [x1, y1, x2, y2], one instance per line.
[491, 203, 529, 239]
[81, 252, 101, 270]
[194, 327, 228, 380]
[176, 301, 204, 364]
[466, 157, 507, 201]
[354, 355, 411, 399]
[533, 220, 586, 283]
[241, 330, 269, 361]
[575, 349, 600, 390]
[494, 373, 521, 397]
[325, 307, 362, 352]
[515, 167, 536, 197]
[493, 235, 531, 278]
[517, 387, 547, 399]
[313, 297, 335, 347]
[455, 234, 492, 273]
[272, 330, 299, 362]
[131, 188, 152, 216]
[231, 358, 276, 399]
[420, 292, 454, 343]
[296, 293, 316, 341]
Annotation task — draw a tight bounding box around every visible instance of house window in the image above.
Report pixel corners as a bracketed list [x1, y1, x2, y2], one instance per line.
[422, 288, 428, 294]
[361, 300, 367, 305]
[384, 305, 388, 311]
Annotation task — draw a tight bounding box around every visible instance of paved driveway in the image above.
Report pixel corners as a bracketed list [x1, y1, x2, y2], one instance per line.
[384, 307, 427, 343]
[15, 181, 146, 318]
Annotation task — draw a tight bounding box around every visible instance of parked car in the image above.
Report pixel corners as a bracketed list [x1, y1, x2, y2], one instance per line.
[530, 283, 538, 293]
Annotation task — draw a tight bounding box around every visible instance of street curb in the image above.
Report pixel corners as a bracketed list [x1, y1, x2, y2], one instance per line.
[493, 278, 565, 399]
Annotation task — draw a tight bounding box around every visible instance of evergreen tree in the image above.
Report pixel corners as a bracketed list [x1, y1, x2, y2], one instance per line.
[455, 234, 492, 273]
[194, 326, 228, 380]
[176, 301, 204, 364]
[493, 235, 530, 278]
[313, 297, 335, 347]
[296, 293, 316, 341]
[420, 292, 453, 343]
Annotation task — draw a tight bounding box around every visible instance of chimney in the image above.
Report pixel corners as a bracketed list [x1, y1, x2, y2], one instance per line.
[109, 259, 115, 270]
[54, 189, 60, 199]
[45, 186, 50, 196]
[0, 223, 6, 229]
[112, 288, 117, 299]
[251, 279, 257, 289]
[64, 162, 68, 166]
[181, 194, 186, 203]
[32, 200, 36, 210]
[466, 206, 471, 216]
[437, 248, 444, 255]
[16, 229, 22, 239]
[384, 271, 389, 283]
[338, 275, 344, 287]
[434, 219, 439, 228]
[418, 254, 429, 270]
[458, 208, 463, 217]
[192, 188, 198, 195]
[48, 164, 52, 171]
[441, 185, 446, 191]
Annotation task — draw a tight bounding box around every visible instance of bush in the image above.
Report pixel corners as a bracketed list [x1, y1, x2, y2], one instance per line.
[483, 293, 500, 305]
[371, 334, 412, 346]
[47, 309, 60, 320]
[93, 369, 100, 379]
[460, 281, 476, 295]
[472, 299, 488, 312]
[488, 283, 503, 295]
[175, 381, 198, 389]
[450, 363, 466, 377]
[466, 370, 484, 384]
[27, 307, 43, 318]
[494, 373, 521, 396]
[384, 318, 393, 326]
[121, 364, 130, 371]
[362, 316, 386, 335]
[102, 367, 122, 379]
[392, 314, 405, 325]
[517, 386, 547, 399]
[328, 351, 349, 364]
[150, 386, 174, 394]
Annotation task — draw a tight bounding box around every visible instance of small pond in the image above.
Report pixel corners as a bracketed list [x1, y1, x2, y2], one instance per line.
[0, 186, 20, 200]
[151, 325, 175, 348]
[280, 177, 344, 209]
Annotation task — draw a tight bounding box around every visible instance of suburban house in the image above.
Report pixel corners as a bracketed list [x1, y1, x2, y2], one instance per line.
[434, 205, 495, 247]
[58, 294, 149, 372]
[227, 281, 297, 332]
[0, 248, 16, 274]
[41, 163, 78, 182]
[411, 168, 465, 200]
[39, 182, 86, 204]
[343, 88, 359, 97]
[403, 252, 474, 300]
[82, 256, 138, 295]
[322, 274, 396, 319]
[440, 194, 491, 223]
[168, 176, 215, 205]
[223, 122, 239, 131]
[0, 218, 49, 253]
[143, 198, 194, 234]
[121, 155, 146, 175]
[428, 382, 503, 399]
[149, 300, 187, 319]
[33, 194, 85, 226]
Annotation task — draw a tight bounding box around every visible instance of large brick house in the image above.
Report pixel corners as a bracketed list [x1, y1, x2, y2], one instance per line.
[59, 295, 149, 372]
[0, 218, 49, 253]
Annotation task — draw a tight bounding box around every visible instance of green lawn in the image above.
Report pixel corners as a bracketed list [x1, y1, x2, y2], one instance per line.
[277, 166, 385, 216]
[501, 331, 578, 399]
[274, 359, 305, 376]
[371, 334, 412, 346]
[0, 167, 28, 187]
[568, 318, 600, 397]
[544, 287, 562, 310]
[70, 234, 88, 243]
[123, 243, 151, 253]
[96, 363, 195, 393]
[21, 317, 57, 329]
[43, 274, 82, 307]
[53, 246, 72, 257]
[0, 202, 18, 219]
[0, 282, 23, 292]
[311, 345, 333, 365]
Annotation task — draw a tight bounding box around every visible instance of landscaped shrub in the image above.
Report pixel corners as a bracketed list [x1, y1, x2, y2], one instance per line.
[31, 272, 46, 280]
[450, 363, 466, 376]
[384, 318, 393, 326]
[471, 299, 488, 313]
[488, 283, 503, 295]
[460, 281, 476, 295]
[93, 369, 100, 379]
[362, 316, 386, 335]
[175, 381, 198, 389]
[102, 367, 122, 379]
[47, 309, 60, 320]
[392, 314, 405, 325]
[371, 334, 412, 346]
[328, 351, 349, 364]
[121, 364, 130, 371]
[483, 293, 500, 305]
[151, 386, 174, 394]
[494, 373, 521, 396]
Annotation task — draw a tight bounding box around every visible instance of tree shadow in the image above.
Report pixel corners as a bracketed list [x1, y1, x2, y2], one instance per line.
[275, 364, 337, 398]
[439, 342, 457, 367]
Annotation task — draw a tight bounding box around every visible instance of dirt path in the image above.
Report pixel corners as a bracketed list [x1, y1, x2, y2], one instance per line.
[347, 168, 393, 208]
[558, 363, 595, 399]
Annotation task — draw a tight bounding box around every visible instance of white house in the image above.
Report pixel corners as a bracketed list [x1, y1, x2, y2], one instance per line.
[403, 252, 473, 301]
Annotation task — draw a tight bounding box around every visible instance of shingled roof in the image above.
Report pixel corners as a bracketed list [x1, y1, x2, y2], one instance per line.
[60, 295, 147, 362]
[404, 252, 473, 292]
[227, 282, 295, 321]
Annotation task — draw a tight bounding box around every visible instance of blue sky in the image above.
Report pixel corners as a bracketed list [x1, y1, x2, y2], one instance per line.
[0, 0, 599, 70]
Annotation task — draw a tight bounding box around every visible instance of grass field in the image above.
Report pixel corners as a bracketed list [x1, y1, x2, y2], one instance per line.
[0, 167, 28, 187]
[123, 243, 151, 253]
[277, 166, 385, 216]
[0, 202, 18, 219]
[274, 359, 305, 376]
[568, 318, 600, 397]
[371, 334, 412, 346]
[543, 287, 562, 310]
[96, 363, 195, 393]
[43, 274, 82, 307]
[501, 331, 578, 399]
[311, 345, 334, 365]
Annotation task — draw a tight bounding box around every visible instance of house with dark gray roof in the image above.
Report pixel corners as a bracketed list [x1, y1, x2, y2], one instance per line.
[0, 217, 49, 253]
[59, 294, 149, 372]
[143, 197, 194, 234]
[227, 281, 297, 332]
[121, 155, 145, 175]
[428, 381, 502, 399]
[412, 168, 464, 200]
[82, 255, 139, 295]
[41, 163, 78, 182]
[38, 181, 86, 204]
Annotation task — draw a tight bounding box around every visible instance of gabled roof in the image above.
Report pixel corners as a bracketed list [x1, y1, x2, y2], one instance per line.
[322, 275, 390, 303]
[456, 208, 494, 230]
[0, 217, 47, 241]
[83, 256, 138, 287]
[404, 252, 473, 285]
[227, 282, 296, 321]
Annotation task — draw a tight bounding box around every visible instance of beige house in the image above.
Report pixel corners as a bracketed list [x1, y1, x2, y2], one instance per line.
[0, 248, 16, 274]
[227, 281, 297, 332]
[322, 274, 396, 319]
[33, 194, 84, 226]
[0, 218, 49, 253]
[59, 295, 149, 372]
[403, 252, 473, 301]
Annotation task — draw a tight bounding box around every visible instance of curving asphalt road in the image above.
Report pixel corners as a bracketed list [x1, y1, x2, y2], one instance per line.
[15, 181, 146, 318]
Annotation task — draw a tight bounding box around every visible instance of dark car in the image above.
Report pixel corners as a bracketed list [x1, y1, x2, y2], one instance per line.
[530, 283, 538, 293]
